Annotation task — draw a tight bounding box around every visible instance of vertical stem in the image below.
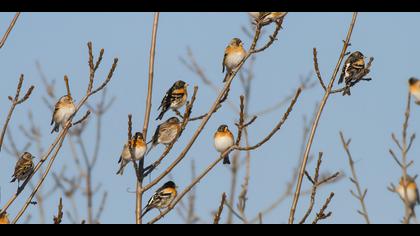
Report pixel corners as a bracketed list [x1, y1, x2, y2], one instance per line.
[401, 92, 411, 224]
[0, 12, 21, 49]
[339, 132, 371, 224]
[86, 168, 93, 224]
[288, 12, 358, 224]
[137, 12, 160, 224]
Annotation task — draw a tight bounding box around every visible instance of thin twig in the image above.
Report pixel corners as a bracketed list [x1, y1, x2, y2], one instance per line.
[313, 48, 327, 91]
[339, 131, 371, 224]
[0, 43, 118, 223]
[312, 192, 335, 224]
[213, 193, 227, 224]
[0, 12, 21, 49]
[289, 12, 358, 224]
[137, 12, 160, 224]
[299, 153, 340, 224]
[53, 197, 64, 224]
[0, 74, 34, 152]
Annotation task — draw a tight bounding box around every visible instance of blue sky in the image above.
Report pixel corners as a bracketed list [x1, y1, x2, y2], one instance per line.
[0, 12, 419, 224]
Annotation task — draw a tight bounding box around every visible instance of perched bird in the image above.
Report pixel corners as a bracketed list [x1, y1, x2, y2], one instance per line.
[51, 95, 76, 133]
[146, 117, 181, 155]
[11, 152, 35, 186]
[249, 12, 287, 25]
[409, 77, 420, 105]
[116, 132, 147, 175]
[396, 175, 420, 218]
[0, 212, 9, 224]
[338, 51, 367, 96]
[222, 38, 246, 83]
[214, 125, 235, 165]
[142, 181, 178, 218]
[156, 80, 188, 120]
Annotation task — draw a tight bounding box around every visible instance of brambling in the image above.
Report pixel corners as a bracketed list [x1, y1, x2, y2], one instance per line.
[409, 77, 420, 105]
[338, 51, 367, 96]
[142, 181, 177, 218]
[146, 117, 181, 155]
[11, 152, 35, 186]
[116, 132, 147, 175]
[214, 125, 235, 165]
[51, 95, 76, 133]
[0, 212, 9, 224]
[222, 38, 247, 83]
[249, 12, 287, 25]
[156, 80, 188, 121]
[396, 175, 420, 217]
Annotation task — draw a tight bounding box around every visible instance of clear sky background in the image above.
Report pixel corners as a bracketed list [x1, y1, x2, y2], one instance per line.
[0, 12, 419, 224]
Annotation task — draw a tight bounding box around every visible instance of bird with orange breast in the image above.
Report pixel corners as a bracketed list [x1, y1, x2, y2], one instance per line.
[0, 212, 9, 224]
[222, 38, 246, 83]
[214, 125, 235, 165]
[409, 77, 420, 105]
[396, 175, 420, 218]
[116, 132, 147, 176]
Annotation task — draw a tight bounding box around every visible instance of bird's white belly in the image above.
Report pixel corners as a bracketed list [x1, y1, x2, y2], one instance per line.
[412, 91, 420, 103]
[57, 106, 76, 126]
[134, 146, 146, 160]
[122, 145, 146, 161]
[214, 136, 234, 152]
[397, 186, 418, 204]
[226, 52, 245, 70]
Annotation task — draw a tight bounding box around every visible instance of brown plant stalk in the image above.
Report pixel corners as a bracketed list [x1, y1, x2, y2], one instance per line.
[147, 85, 301, 224]
[0, 74, 34, 152]
[0, 12, 21, 49]
[0, 43, 118, 223]
[137, 12, 160, 224]
[288, 12, 359, 224]
[339, 131, 371, 224]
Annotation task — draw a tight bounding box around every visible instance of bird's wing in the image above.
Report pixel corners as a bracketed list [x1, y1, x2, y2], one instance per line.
[152, 124, 161, 145]
[222, 46, 229, 73]
[51, 102, 60, 125]
[158, 86, 173, 111]
[417, 188, 420, 204]
[338, 63, 348, 84]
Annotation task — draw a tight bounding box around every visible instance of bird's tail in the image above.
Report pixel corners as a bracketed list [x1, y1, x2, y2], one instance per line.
[141, 206, 152, 218]
[156, 110, 166, 120]
[410, 206, 417, 219]
[116, 164, 125, 176]
[223, 72, 230, 83]
[342, 86, 351, 96]
[223, 154, 231, 165]
[51, 123, 59, 134]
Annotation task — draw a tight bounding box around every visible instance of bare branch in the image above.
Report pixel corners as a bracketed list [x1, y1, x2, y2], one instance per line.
[0, 12, 21, 49]
[213, 193, 227, 224]
[289, 12, 359, 224]
[312, 192, 335, 224]
[313, 48, 327, 91]
[0, 74, 34, 152]
[339, 131, 371, 224]
[53, 198, 64, 224]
